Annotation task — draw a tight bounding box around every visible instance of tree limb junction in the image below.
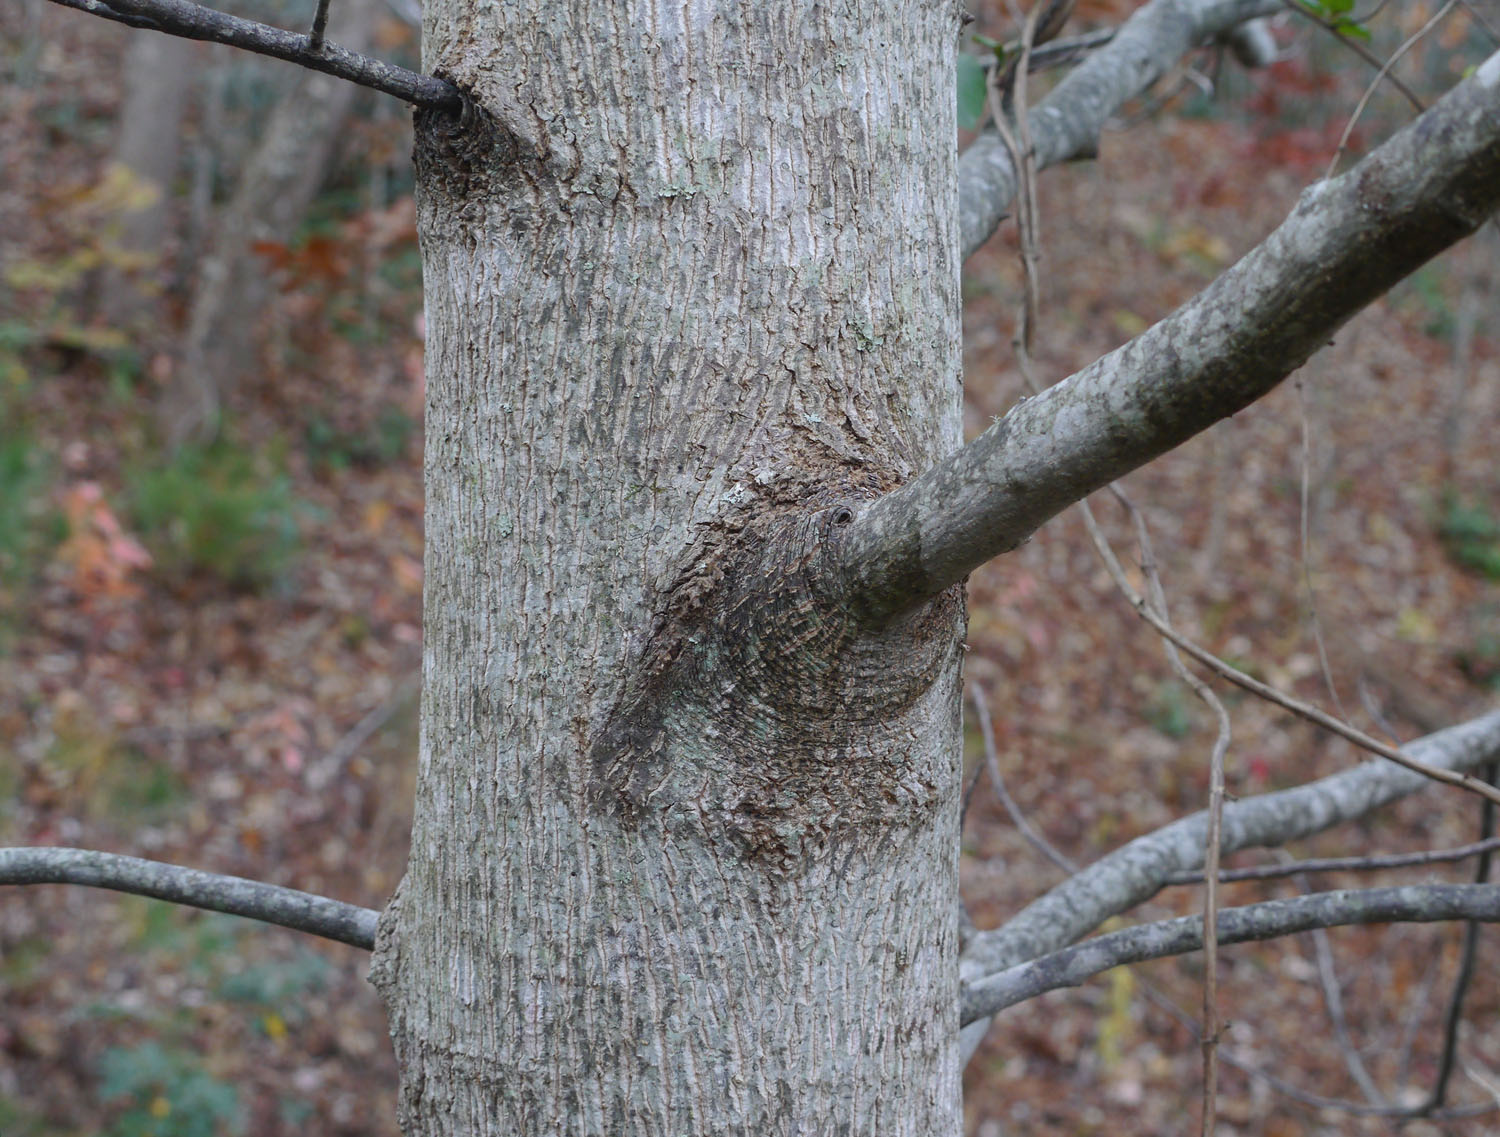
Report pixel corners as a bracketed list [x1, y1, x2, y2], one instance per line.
[958, 0, 1284, 261]
[45, 0, 462, 112]
[842, 51, 1500, 621]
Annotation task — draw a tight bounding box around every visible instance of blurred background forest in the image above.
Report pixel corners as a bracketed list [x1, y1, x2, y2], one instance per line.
[1, 0, 1497, 1133]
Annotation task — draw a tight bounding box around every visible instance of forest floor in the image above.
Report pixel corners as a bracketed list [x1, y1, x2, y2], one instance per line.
[2, 2, 1498, 1135]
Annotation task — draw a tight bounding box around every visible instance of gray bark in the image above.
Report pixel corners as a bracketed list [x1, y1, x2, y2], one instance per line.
[369, 1, 970, 1133]
[964, 884, 1500, 1021]
[14, 0, 1500, 1131]
[0, 846, 378, 947]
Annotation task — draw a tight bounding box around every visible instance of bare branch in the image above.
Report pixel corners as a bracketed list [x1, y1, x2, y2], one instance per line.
[1166, 835, 1500, 885]
[969, 681, 1076, 875]
[45, 0, 462, 113]
[1416, 761, 1496, 1114]
[840, 53, 1500, 622]
[308, 0, 332, 49]
[1284, 0, 1426, 114]
[0, 847, 378, 949]
[961, 883, 1500, 1023]
[961, 708, 1500, 977]
[958, 0, 1283, 260]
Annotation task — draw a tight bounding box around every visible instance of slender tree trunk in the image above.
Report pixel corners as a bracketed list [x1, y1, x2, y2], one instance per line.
[97, 32, 195, 328]
[370, 0, 969, 1131]
[163, 0, 379, 447]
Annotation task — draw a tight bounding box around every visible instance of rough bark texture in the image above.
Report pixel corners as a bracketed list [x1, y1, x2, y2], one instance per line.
[369, 1, 969, 1133]
[965, 883, 1500, 1021]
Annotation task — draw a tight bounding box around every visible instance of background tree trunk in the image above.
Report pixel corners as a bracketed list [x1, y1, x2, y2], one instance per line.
[96, 32, 195, 329]
[162, 0, 380, 448]
[369, 0, 971, 1131]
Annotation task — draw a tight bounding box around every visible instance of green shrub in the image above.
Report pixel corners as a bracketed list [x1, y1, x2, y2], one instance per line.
[127, 441, 304, 591]
[1438, 493, 1500, 581]
[98, 1044, 242, 1137]
[1145, 681, 1194, 740]
[0, 429, 60, 598]
[304, 402, 416, 471]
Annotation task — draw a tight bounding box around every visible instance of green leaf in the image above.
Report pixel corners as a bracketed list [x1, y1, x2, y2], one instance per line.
[957, 53, 989, 131]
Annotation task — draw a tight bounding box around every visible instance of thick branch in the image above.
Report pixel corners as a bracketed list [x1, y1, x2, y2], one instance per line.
[961, 883, 1500, 1023]
[959, 0, 1282, 261]
[842, 53, 1500, 620]
[962, 708, 1500, 976]
[0, 846, 378, 949]
[46, 0, 462, 113]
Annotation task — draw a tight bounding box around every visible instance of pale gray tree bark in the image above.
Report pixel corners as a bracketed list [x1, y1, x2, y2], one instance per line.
[12, 0, 1500, 1132]
[365, 2, 969, 1132]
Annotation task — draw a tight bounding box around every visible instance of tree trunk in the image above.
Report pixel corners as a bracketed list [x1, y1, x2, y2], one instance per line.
[369, 1, 969, 1132]
[96, 32, 195, 329]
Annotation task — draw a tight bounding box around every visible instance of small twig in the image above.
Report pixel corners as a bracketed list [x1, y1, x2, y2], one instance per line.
[1140, 978, 1497, 1120]
[1294, 861, 1389, 1105]
[1166, 836, 1500, 886]
[1459, 0, 1500, 44]
[0, 847, 378, 949]
[315, 671, 420, 779]
[1295, 380, 1355, 728]
[1129, 506, 1231, 1137]
[960, 743, 990, 832]
[1107, 65, 1215, 131]
[1325, 0, 1457, 179]
[974, 28, 1118, 73]
[1283, 0, 1426, 113]
[1395, 950, 1446, 1088]
[46, 0, 462, 112]
[968, 681, 1077, 875]
[1416, 760, 1497, 1113]
[1118, 593, 1500, 808]
[307, 0, 331, 49]
[1356, 674, 1404, 743]
[1084, 517, 1500, 807]
[1078, 494, 1232, 1134]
